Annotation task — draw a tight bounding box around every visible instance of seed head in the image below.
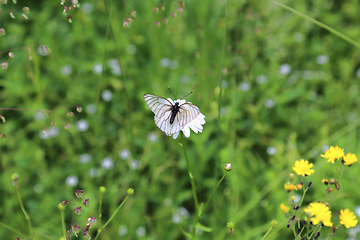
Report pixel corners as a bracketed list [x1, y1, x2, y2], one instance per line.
[74, 206, 82, 215]
[75, 189, 85, 199]
[83, 198, 89, 207]
[72, 225, 81, 237]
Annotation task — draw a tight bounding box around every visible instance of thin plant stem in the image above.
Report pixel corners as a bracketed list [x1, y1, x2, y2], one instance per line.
[180, 133, 199, 238]
[0, 221, 28, 237]
[261, 225, 274, 240]
[98, 190, 104, 229]
[61, 210, 66, 238]
[15, 185, 33, 236]
[94, 195, 129, 240]
[199, 171, 227, 217]
[271, 1, 360, 49]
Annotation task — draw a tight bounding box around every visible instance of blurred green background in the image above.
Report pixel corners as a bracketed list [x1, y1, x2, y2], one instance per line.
[1, 0, 360, 239]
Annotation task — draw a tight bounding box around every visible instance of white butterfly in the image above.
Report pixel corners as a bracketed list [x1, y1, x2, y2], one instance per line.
[144, 93, 206, 139]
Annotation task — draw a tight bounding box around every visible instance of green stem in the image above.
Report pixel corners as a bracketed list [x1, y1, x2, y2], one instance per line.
[61, 210, 66, 238]
[261, 225, 274, 240]
[94, 195, 129, 240]
[0, 221, 28, 237]
[199, 171, 227, 217]
[99, 191, 104, 229]
[180, 133, 199, 239]
[271, 1, 360, 49]
[15, 184, 33, 236]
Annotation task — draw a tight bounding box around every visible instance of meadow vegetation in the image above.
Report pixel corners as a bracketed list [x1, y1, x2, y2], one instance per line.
[0, 0, 360, 239]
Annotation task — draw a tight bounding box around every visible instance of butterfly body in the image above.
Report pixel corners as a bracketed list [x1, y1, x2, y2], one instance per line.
[170, 102, 180, 124]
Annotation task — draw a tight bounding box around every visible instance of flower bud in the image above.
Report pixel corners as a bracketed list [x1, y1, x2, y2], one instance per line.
[155, 21, 160, 27]
[76, 106, 82, 113]
[1, 62, 8, 69]
[22, 14, 28, 20]
[100, 186, 106, 193]
[153, 7, 159, 13]
[161, 5, 165, 11]
[179, 1, 185, 7]
[51, 121, 56, 126]
[58, 203, 66, 211]
[10, 11, 15, 18]
[12, 0, 16, 3]
[8, 52, 14, 58]
[64, 124, 71, 130]
[11, 173, 19, 180]
[227, 222, 235, 234]
[27, 55, 32, 61]
[289, 173, 294, 182]
[127, 188, 134, 196]
[66, 15, 72, 23]
[67, 111, 73, 117]
[307, 181, 312, 188]
[326, 187, 333, 194]
[171, 12, 177, 18]
[329, 178, 336, 184]
[177, 7, 183, 13]
[162, 18, 168, 24]
[131, 11, 136, 17]
[334, 180, 340, 190]
[224, 163, 232, 171]
[23, 7, 30, 13]
[0, 28, 5, 36]
[0, 115, 5, 123]
[270, 220, 278, 228]
[314, 232, 321, 239]
[1, 133, 7, 138]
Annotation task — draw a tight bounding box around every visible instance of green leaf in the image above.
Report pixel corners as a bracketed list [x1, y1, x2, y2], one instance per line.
[195, 222, 213, 232]
[181, 228, 193, 239]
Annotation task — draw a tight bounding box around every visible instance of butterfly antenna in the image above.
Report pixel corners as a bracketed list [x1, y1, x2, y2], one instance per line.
[180, 90, 194, 99]
[168, 86, 176, 99]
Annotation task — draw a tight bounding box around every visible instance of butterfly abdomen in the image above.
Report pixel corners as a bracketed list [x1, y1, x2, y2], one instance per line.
[170, 102, 180, 124]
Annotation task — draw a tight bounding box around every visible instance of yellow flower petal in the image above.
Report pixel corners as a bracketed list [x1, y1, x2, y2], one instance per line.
[321, 146, 344, 164]
[340, 209, 358, 228]
[292, 159, 315, 176]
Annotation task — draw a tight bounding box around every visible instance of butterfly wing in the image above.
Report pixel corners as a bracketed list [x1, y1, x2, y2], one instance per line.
[177, 102, 201, 128]
[144, 94, 176, 136]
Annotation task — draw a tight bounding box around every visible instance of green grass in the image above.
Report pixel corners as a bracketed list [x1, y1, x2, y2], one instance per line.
[1, 0, 360, 239]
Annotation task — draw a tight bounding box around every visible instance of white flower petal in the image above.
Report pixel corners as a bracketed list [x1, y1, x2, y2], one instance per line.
[173, 132, 180, 139]
[182, 125, 191, 137]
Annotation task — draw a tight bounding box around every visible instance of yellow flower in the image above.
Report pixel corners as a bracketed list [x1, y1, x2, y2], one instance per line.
[280, 203, 290, 214]
[342, 153, 358, 166]
[340, 209, 358, 228]
[284, 183, 299, 191]
[292, 159, 315, 176]
[321, 146, 344, 164]
[304, 202, 332, 227]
